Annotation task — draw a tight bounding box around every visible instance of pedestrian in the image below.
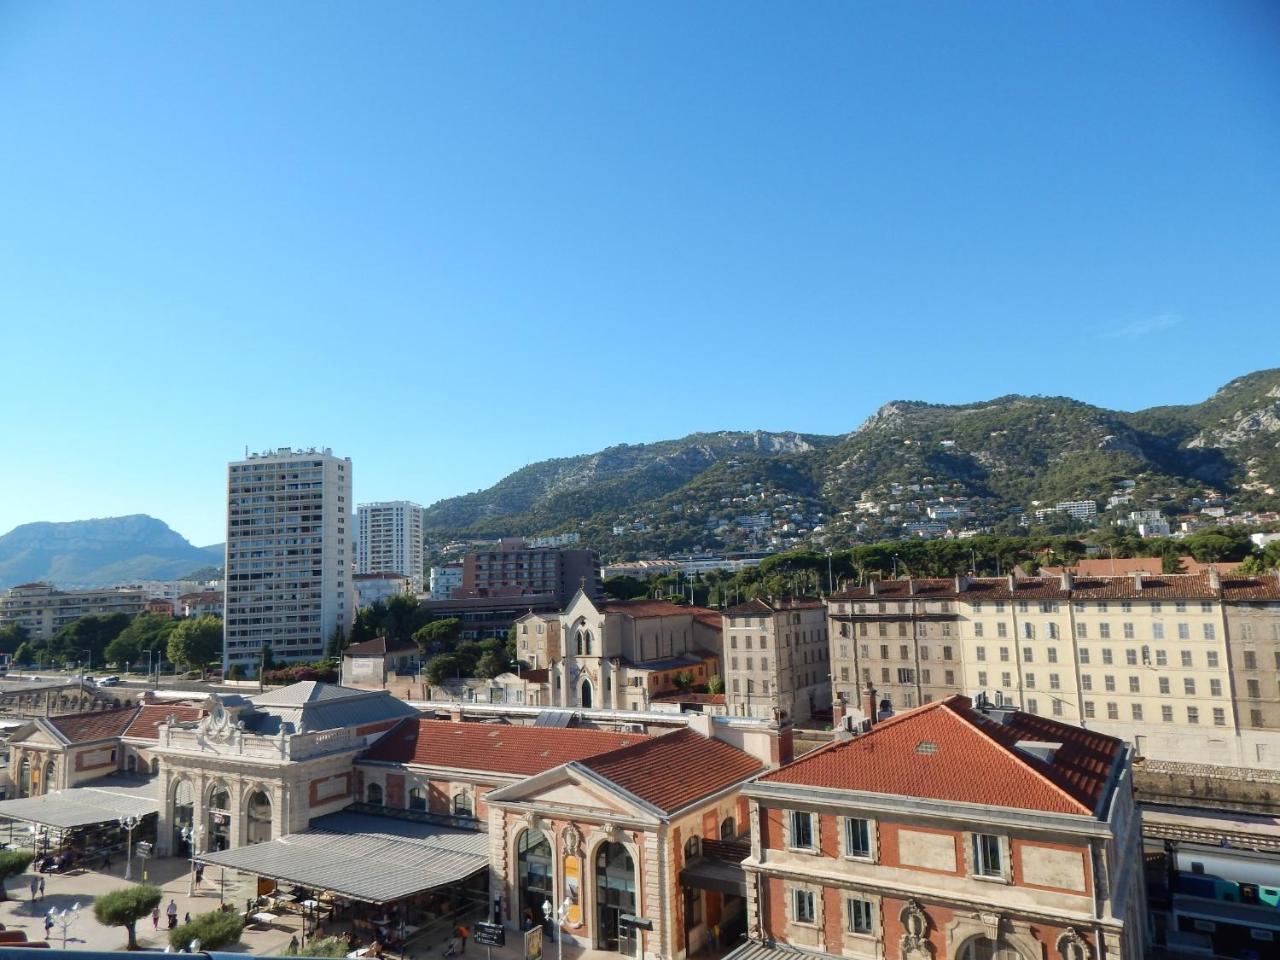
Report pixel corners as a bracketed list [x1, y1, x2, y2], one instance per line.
[152, 905, 161, 931]
[457, 923, 469, 954]
[103, 850, 112, 872]
[38, 877, 45, 900]
[195, 862, 204, 886]
[288, 934, 300, 954]
[184, 912, 191, 925]
[43, 914, 54, 940]
[29, 876, 38, 901]
[167, 899, 179, 929]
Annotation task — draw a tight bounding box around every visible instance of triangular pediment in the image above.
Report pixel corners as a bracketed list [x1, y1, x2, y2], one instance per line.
[8, 723, 64, 748]
[485, 762, 662, 824]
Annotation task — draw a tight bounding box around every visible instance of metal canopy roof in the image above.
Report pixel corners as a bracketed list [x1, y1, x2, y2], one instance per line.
[678, 857, 747, 897]
[0, 777, 161, 830]
[197, 812, 488, 904]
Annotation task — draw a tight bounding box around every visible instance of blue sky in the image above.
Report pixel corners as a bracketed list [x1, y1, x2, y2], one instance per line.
[2, 2, 1278, 546]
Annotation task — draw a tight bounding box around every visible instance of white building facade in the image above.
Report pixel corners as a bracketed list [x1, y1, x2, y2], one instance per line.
[223, 447, 354, 672]
[356, 500, 425, 591]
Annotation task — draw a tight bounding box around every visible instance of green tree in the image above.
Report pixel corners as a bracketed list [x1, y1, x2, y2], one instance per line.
[325, 623, 346, 658]
[0, 623, 29, 655]
[48, 612, 131, 665]
[106, 612, 179, 667]
[93, 883, 163, 949]
[474, 650, 506, 679]
[169, 909, 245, 950]
[11, 641, 35, 667]
[706, 675, 724, 695]
[413, 618, 462, 653]
[424, 653, 462, 686]
[674, 671, 694, 691]
[0, 850, 33, 902]
[603, 576, 648, 601]
[298, 936, 352, 957]
[166, 615, 223, 670]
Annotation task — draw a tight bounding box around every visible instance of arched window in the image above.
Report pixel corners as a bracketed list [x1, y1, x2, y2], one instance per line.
[18, 756, 31, 798]
[580, 678, 594, 709]
[207, 785, 232, 851]
[367, 783, 384, 806]
[517, 829, 552, 923]
[408, 787, 427, 812]
[595, 842, 637, 952]
[453, 791, 473, 817]
[684, 836, 700, 860]
[246, 790, 273, 844]
[958, 937, 1025, 960]
[172, 779, 195, 852]
[42, 760, 56, 796]
[720, 817, 735, 840]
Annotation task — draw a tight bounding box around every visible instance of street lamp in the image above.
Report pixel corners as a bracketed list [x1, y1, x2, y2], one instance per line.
[182, 824, 205, 896]
[47, 902, 80, 949]
[118, 815, 140, 881]
[541, 897, 572, 960]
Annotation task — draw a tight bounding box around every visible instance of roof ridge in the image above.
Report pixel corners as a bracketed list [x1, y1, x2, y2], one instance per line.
[946, 705, 1091, 814]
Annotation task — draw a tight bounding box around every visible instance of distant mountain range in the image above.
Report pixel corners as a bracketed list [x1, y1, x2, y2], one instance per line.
[0, 515, 223, 589]
[423, 369, 1280, 557]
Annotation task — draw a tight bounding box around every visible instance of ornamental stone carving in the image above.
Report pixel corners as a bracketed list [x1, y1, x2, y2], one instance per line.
[899, 899, 933, 960]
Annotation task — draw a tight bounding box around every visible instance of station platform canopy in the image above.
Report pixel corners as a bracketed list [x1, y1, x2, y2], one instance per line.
[197, 812, 489, 904]
[0, 777, 160, 830]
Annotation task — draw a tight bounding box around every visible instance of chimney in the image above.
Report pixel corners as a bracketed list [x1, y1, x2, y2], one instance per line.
[862, 681, 878, 728]
[868, 578, 877, 597]
[687, 713, 714, 738]
[1060, 570, 1073, 590]
[1132, 571, 1144, 591]
[1007, 573, 1015, 592]
[832, 691, 848, 730]
[1208, 567, 1222, 590]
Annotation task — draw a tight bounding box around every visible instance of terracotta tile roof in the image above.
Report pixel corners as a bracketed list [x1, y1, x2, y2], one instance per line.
[728, 596, 826, 615]
[761, 696, 1122, 816]
[361, 718, 647, 776]
[690, 607, 724, 631]
[830, 573, 1232, 602]
[1067, 573, 1217, 600]
[597, 599, 697, 619]
[124, 704, 203, 741]
[343, 636, 418, 656]
[46, 707, 140, 744]
[579, 728, 763, 814]
[1222, 574, 1280, 601]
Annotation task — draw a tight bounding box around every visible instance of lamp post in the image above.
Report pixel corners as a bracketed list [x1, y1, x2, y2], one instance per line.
[118, 815, 140, 881]
[541, 897, 571, 960]
[47, 902, 80, 949]
[183, 824, 205, 896]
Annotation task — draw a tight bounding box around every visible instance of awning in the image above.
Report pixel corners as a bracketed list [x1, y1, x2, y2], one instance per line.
[197, 812, 488, 904]
[0, 777, 160, 830]
[680, 856, 747, 897]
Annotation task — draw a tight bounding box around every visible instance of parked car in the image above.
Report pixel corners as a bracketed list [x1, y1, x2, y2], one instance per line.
[98, 676, 121, 686]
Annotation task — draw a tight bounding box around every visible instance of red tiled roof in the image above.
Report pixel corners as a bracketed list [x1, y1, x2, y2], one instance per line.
[124, 704, 203, 741]
[690, 607, 724, 631]
[580, 728, 763, 814]
[1221, 574, 1280, 601]
[46, 707, 140, 743]
[727, 596, 825, 615]
[831, 573, 1229, 602]
[597, 599, 697, 619]
[343, 636, 418, 656]
[362, 718, 647, 776]
[761, 696, 1122, 816]
[521, 669, 550, 683]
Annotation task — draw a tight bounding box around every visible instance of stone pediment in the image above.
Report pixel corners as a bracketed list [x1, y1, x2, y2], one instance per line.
[10, 723, 63, 749]
[485, 763, 662, 824]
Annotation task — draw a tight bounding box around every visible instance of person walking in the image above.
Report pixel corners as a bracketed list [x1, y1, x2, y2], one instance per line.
[29, 877, 38, 902]
[102, 850, 112, 872]
[38, 877, 45, 900]
[456, 923, 469, 954]
[151, 905, 161, 931]
[167, 899, 179, 930]
[43, 914, 54, 941]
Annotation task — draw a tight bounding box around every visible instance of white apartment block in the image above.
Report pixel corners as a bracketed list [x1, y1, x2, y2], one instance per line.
[428, 564, 463, 600]
[0, 584, 146, 642]
[356, 500, 424, 591]
[223, 447, 353, 672]
[827, 570, 1280, 770]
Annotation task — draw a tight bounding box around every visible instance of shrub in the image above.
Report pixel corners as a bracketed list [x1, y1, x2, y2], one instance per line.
[0, 850, 33, 901]
[169, 908, 245, 951]
[299, 936, 351, 957]
[94, 884, 163, 949]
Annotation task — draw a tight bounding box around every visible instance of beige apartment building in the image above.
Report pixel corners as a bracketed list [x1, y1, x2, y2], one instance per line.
[0, 583, 146, 642]
[724, 597, 831, 722]
[510, 610, 562, 668]
[827, 570, 1280, 769]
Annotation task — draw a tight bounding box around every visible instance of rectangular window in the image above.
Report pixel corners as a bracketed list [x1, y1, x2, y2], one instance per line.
[1047, 648, 1058, 664]
[1123, 622, 1134, 639]
[1210, 678, 1222, 697]
[793, 889, 815, 924]
[1181, 650, 1193, 668]
[1206, 651, 1219, 668]
[1081, 674, 1093, 691]
[1075, 622, 1087, 639]
[1125, 649, 1137, 666]
[977, 671, 988, 687]
[945, 670, 956, 685]
[1132, 703, 1144, 721]
[973, 834, 1003, 878]
[1245, 650, 1258, 670]
[788, 811, 815, 849]
[1161, 705, 1173, 722]
[1083, 701, 1095, 718]
[844, 818, 872, 858]
[1158, 677, 1170, 695]
[1107, 702, 1119, 720]
[1022, 647, 1033, 663]
[1025, 673, 1036, 689]
[1079, 648, 1090, 665]
[973, 622, 984, 638]
[1052, 700, 1063, 717]
[1187, 706, 1200, 725]
[1249, 678, 1262, 699]
[1213, 707, 1226, 726]
[1026, 698, 1038, 714]
[1156, 649, 1168, 667]
[1102, 648, 1113, 665]
[1184, 678, 1196, 696]
[996, 622, 1008, 639]
[1099, 623, 1111, 640]
[1049, 673, 1061, 690]
[1178, 623, 1190, 640]
[1129, 676, 1140, 693]
[976, 646, 986, 662]
[1153, 623, 1164, 641]
[1104, 675, 1116, 692]
[1203, 624, 1216, 641]
[847, 897, 873, 935]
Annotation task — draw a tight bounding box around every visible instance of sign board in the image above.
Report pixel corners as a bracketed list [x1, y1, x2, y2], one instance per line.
[619, 915, 653, 931]
[136, 842, 153, 858]
[524, 926, 543, 960]
[563, 854, 582, 925]
[474, 923, 505, 947]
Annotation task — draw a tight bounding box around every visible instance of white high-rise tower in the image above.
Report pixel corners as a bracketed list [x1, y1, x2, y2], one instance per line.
[356, 501, 425, 591]
[223, 447, 353, 673]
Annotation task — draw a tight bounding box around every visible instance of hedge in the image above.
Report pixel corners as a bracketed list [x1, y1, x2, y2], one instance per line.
[168, 909, 245, 951]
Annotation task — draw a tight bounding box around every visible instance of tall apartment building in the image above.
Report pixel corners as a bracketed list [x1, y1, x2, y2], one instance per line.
[826, 570, 1280, 769]
[223, 447, 353, 672]
[355, 501, 424, 591]
[723, 597, 830, 722]
[0, 583, 146, 642]
[460, 537, 601, 603]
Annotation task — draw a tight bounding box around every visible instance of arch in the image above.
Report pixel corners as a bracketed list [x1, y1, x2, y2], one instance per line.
[206, 782, 232, 851]
[172, 778, 195, 852]
[956, 937, 1027, 960]
[367, 782, 384, 805]
[42, 760, 56, 795]
[594, 841, 636, 952]
[18, 756, 31, 798]
[408, 787, 427, 812]
[580, 678, 594, 709]
[720, 817, 735, 840]
[576, 629, 594, 657]
[453, 790, 474, 817]
[245, 789, 273, 845]
[516, 827, 553, 926]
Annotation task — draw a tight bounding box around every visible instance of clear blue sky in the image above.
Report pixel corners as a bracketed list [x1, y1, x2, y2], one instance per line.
[2, 1, 1278, 546]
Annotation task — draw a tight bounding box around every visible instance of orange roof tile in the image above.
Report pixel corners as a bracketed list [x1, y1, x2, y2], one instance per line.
[124, 704, 203, 741]
[362, 718, 647, 776]
[580, 728, 763, 814]
[46, 707, 139, 743]
[761, 696, 1122, 816]
[597, 599, 697, 619]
